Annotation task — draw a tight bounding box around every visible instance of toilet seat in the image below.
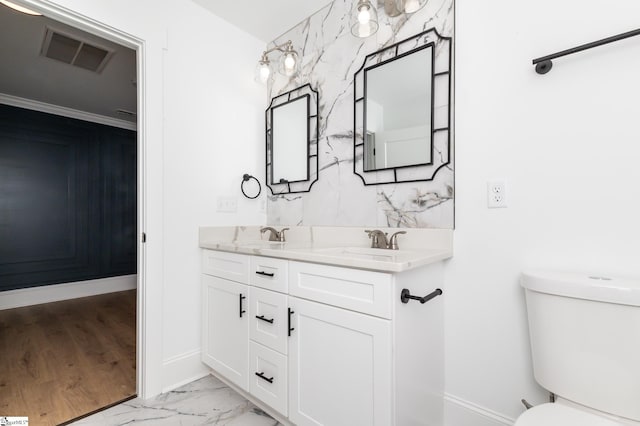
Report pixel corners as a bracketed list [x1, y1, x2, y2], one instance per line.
[515, 403, 624, 426]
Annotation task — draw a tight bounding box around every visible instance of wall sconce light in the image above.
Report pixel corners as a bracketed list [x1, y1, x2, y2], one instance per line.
[398, 0, 428, 14]
[255, 40, 300, 84]
[350, 0, 379, 38]
[351, 0, 428, 38]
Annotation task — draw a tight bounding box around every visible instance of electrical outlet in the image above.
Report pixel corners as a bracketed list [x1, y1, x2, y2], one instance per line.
[217, 196, 237, 213]
[487, 181, 507, 208]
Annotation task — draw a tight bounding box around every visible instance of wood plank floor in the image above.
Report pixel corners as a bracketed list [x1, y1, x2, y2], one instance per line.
[0, 290, 136, 426]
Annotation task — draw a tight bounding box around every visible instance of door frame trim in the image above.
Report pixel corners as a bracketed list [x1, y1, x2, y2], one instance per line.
[15, 0, 160, 399]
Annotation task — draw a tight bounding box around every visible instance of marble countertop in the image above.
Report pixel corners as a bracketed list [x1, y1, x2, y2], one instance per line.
[199, 226, 453, 273]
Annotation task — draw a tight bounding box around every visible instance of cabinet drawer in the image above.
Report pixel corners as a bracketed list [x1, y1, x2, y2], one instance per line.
[202, 250, 249, 283]
[249, 286, 289, 355]
[250, 256, 288, 293]
[289, 261, 393, 319]
[249, 341, 288, 416]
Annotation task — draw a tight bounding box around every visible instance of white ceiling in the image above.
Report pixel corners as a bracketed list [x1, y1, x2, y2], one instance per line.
[0, 0, 331, 124]
[0, 5, 137, 123]
[192, 0, 333, 42]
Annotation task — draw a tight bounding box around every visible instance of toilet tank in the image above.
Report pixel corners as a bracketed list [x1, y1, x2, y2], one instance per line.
[521, 271, 640, 421]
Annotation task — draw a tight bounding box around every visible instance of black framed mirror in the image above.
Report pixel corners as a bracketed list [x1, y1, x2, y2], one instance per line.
[353, 28, 452, 185]
[266, 84, 319, 194]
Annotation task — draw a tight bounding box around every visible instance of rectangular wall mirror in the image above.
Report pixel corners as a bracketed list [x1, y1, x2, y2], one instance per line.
[364, 45, 433, 171]
[271, 94, 309, 184]
[266, 84, 319, 194]
[354, 28, 452, 186]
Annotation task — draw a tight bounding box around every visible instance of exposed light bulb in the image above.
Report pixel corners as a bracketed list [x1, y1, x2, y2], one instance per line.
[404, 0, 419, 12]
[284, 54, 296, 71]
[0, 0, 42, 15]
[402, 0, 424, 13]
[351, 1, 378, 38]
[357, 5, 371, 24]
[259, 64, 270, 83]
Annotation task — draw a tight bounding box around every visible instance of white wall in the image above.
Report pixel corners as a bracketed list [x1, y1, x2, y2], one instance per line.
[449, 0, 640, 423]
[162, 0, 266, 390]
[25, 0, 266, 397]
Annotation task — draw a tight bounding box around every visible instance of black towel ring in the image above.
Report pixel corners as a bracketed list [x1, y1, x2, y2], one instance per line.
[241, 174, 261, 199]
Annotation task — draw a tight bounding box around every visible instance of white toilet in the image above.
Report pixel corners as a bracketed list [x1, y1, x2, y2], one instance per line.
[516, 270, 640, 426]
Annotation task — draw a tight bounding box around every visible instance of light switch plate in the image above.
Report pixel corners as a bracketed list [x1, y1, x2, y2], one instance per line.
[217, 196, 237, 213]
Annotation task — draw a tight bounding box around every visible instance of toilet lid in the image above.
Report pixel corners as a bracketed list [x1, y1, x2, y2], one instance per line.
[515, 403, 624, 426]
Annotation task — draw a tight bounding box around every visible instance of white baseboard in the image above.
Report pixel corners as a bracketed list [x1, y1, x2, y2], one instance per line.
[0, 275, 137, 310]
[161, 350, 210, 394]
[444, 393, 516, 426]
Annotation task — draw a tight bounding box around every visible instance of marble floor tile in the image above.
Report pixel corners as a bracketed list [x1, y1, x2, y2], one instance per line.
[71, 375, 282, 426]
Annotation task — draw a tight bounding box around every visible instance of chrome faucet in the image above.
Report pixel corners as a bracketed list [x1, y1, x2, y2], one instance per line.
[365, 230, 388, 249]
[364, 230, 406, 250]
[260, 226, 289, 242]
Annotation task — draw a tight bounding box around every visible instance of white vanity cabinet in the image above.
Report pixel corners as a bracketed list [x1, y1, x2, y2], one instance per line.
[201, 251, 250, 391]
[201, 248, 445, 426]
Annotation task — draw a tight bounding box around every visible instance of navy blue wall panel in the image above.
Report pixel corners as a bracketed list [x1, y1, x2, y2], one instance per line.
[0, 104, 136, 291]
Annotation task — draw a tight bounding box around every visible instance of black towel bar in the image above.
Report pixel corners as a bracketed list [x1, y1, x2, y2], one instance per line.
[400, 288, 443, 304]
[532, 28, 640, 74]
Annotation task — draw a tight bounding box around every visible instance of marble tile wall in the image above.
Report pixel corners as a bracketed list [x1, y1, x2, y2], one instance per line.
[266, 0, 454, 229]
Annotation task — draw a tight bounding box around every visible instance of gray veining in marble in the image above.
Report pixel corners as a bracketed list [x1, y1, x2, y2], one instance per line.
[70, 375, 282, 426]
[264, 0, 455, 229]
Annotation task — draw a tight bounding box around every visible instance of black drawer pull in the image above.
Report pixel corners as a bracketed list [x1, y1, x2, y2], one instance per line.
[288, 308, 295, 336]
[255, 270, 275, 277]
[239, 293, 246, 318]
[255, 315, 274, 324]
[255, 372, 274, 383]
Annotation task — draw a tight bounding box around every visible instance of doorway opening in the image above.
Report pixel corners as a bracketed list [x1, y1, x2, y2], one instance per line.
[0, 1, 147, 423]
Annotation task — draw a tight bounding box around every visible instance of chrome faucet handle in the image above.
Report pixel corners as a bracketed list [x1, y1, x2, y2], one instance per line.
[388, 231, 407, 250]
[260, 226, 288, 242]
[364, 229, 377, 248]
[365, 229, 388, 249]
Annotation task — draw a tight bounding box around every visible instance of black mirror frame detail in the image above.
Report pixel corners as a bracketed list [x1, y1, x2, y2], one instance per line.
[265, 83, 319, 195]
[353, 27, 453, 186]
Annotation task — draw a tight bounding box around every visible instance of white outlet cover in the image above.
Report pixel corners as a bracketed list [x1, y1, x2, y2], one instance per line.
[487, 181, 507, 208]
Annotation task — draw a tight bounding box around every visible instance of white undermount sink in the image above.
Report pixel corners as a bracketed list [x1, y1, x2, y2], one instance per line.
[235, 240, 286, 249]
[312, 246, 414, 260]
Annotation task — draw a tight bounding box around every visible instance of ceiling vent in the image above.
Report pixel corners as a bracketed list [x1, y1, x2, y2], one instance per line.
[41, 27, 114, 73]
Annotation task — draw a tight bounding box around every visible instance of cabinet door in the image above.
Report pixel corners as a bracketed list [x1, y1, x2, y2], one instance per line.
[288, 297, 392, 426]
[202, 275, 249, 391]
